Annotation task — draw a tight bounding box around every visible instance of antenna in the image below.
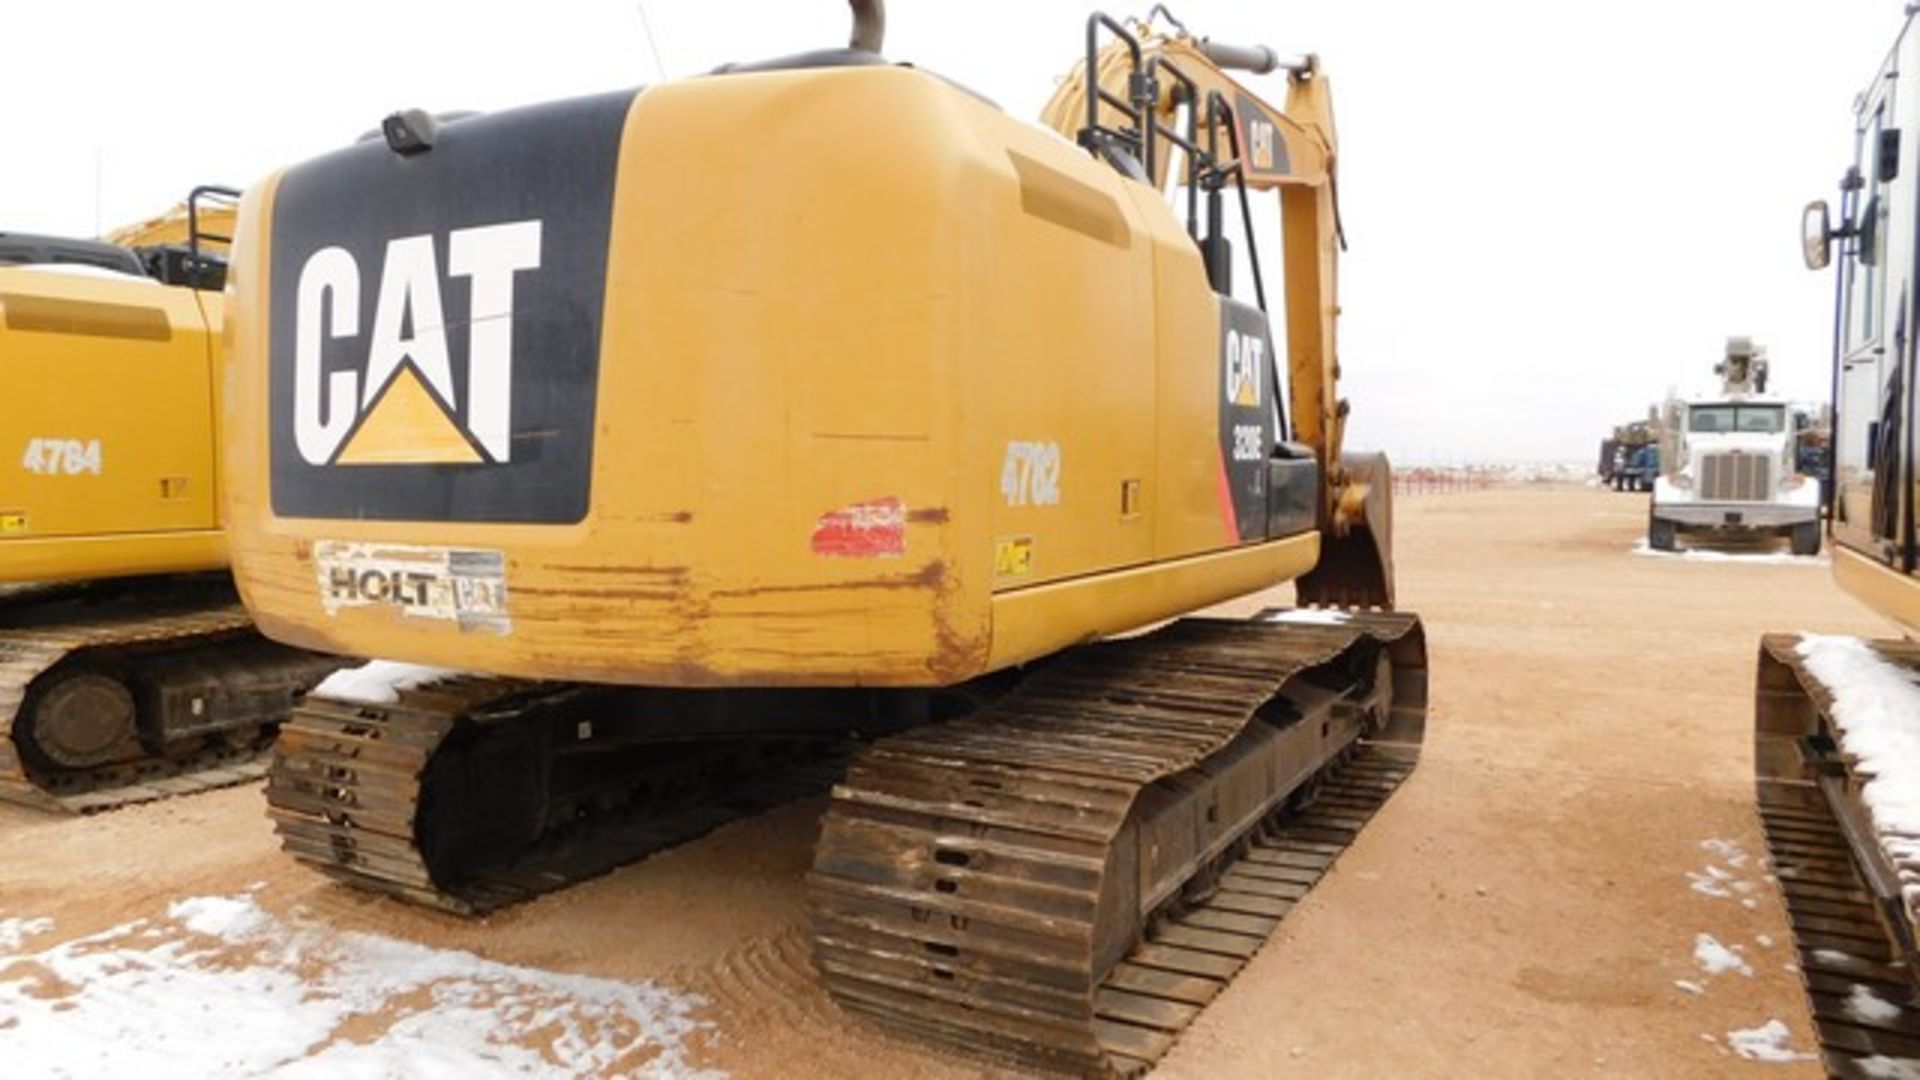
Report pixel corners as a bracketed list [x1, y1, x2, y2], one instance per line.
[637, 0, 668, 81]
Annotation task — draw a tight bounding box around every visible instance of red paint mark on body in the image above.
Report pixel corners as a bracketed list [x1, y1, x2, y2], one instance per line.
[1214, 451, 1240, 543]
[811, 497, 907, 558]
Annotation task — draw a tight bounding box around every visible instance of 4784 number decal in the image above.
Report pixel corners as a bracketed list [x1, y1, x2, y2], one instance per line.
[20, 438, 103, 476]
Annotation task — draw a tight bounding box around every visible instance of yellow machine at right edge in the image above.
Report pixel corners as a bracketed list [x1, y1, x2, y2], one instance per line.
[1756, 9, 1920, 1072]
[223, 4, 1426, 1072]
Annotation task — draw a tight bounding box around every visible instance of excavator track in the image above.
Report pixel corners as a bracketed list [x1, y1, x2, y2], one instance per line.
[267, 677, 864, 915]
[808, 611, 1427, 1076]
[0, 585, 341, 813]
[1756, 633, 1920, 1076]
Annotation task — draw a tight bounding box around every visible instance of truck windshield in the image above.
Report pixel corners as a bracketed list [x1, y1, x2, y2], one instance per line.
[1688, 405, 1784, 434]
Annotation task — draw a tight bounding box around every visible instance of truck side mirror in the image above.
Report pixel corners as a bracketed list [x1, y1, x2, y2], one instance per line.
[1802, 200, 1832, 270]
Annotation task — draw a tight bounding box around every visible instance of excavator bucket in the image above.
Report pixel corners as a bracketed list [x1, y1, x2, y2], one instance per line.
[1296, 452, 1397, 610]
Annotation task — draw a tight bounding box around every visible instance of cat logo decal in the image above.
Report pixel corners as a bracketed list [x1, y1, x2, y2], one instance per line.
[293, 221, 542, 467]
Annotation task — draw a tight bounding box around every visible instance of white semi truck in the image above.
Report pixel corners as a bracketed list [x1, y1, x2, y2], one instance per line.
[1648, 338, 1822, 554]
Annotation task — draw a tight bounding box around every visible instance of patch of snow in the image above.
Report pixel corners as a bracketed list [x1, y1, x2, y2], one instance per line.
[0, 894, 712, 1078]
[1702, 838, 1749, 864]
[1756, 934, 1775, 948]
[1263, 608, 1352, 626]
[1687, 872, 1734, 898]
[0, 916, 53, 953]
[1631, 541, 1825, 565]
[1860, 1055, 1920, 1079]
[1695, 934, 1754, 977]
[1848, 984, 1905, 1023]
[1675, 979, 1705, 995]
[1726, 1020, 1815, 1063]
[312, 660, 465, 706]
[171, 894, 273, 939]
[1797, 636, 1920, 840]
[1741, 898, 1759, 910]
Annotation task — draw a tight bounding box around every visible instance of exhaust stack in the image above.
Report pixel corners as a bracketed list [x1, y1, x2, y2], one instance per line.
[850, 0, 884, 53]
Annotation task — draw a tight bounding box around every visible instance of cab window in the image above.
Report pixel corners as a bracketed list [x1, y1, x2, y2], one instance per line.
[1845, 104, 1891, 352]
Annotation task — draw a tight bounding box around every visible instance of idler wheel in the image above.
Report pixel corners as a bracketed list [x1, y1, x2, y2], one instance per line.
[26, 672, 139, 769]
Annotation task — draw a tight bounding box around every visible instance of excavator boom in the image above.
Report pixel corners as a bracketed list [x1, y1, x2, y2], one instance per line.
[1038, 23, 1393, 607]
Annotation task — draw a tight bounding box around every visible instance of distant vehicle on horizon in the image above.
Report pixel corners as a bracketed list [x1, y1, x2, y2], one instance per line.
[1597, 416, 1658, 492]
[1648, 337, 1821, 554]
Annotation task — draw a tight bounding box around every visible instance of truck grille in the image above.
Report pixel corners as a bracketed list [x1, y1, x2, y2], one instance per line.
[1699, 452, 1772, 502]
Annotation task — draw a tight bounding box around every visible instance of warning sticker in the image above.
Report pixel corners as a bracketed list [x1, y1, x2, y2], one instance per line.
[994, 536, 1034, 579]
[314, 540, 510, 634]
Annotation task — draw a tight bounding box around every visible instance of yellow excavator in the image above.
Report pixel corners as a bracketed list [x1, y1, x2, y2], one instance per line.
[0, 187, 340, 813]
[223, 3, 1426, 1072]
[1757, 10, 1920, 1072]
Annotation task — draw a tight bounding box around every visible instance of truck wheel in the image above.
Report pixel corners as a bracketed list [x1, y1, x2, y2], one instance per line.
[1649, 516, 1677, 552]
[1790, 521, 1822, 557]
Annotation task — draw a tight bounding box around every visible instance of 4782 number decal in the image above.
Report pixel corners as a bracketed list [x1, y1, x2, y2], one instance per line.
[1001, 441, 1062, 507]
[20, 438, 103, 476]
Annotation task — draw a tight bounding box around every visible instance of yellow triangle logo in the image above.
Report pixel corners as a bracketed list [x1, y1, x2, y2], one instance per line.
[335, 365, 484, 465]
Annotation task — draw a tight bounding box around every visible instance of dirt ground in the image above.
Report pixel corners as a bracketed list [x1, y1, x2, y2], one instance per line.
[0, 484, 1899, 1077]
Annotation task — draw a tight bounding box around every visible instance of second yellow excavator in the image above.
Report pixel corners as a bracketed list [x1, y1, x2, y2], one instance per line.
[0, 187, 340, 813]
[223, 4, 1426, 1072]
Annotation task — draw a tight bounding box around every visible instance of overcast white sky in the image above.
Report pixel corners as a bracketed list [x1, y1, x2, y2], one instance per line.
[2, 1, 1902, 462]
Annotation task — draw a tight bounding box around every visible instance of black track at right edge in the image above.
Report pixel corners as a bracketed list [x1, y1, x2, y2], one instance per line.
[1758, 794, 1920, 1075]
[1757, 633, 1920, 1077]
